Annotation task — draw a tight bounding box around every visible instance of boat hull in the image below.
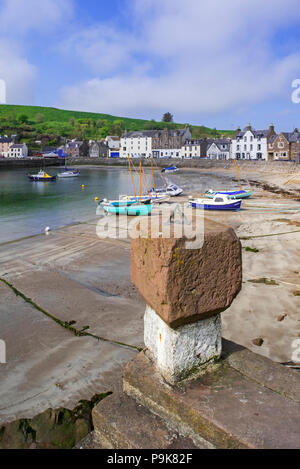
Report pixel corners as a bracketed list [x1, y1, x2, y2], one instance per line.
[190, 200, 242, 211]
[28, 175, 56, 181]
[205, 190, 253, 200]
[103, 204, 153, 216]
[57, 172, 79, 178]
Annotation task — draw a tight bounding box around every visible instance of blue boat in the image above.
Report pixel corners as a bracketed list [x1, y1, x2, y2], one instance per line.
[161, 165, 179, 173]
[190, 194, 242, 211]
[28, 170, 56, 181]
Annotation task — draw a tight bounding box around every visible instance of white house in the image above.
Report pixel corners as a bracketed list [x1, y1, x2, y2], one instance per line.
[231, 124, 276, 160]
[120, 131, 154, 158]
[207, 139, 231, 160]
[105, 136, 120, 150]
[8, 143, 28, 158]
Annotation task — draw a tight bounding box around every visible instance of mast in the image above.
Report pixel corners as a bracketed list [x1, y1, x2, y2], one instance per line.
[150, 153, 157, 196]
[234, 158, 242, 190]
[127, 154, 137, 200]
[140, 161, 142, 199]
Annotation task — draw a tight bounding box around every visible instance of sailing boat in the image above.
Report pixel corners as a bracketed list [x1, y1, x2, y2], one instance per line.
[57, 150, 80, 178]
[205, 158, 253, 199]
[102, 159, 153, 215]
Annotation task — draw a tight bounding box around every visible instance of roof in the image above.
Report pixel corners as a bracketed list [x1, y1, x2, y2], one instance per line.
[106, 136, 120, 141]
[122, 130, 158, 138]
[10, 144, 24, 149]
[122, 128, 190, 139]
[207, 139, 231, 151]
[234, 128, 272, 139]
[0, 137, 13, 143]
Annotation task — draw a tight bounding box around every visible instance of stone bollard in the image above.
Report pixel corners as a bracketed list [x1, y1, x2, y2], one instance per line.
[131, 218, 242, 384]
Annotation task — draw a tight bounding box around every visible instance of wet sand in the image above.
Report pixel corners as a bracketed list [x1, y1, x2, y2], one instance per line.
[1, 166, 300, 424]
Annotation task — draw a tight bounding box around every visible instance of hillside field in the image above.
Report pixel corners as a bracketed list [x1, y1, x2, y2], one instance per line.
[0, 104, 233, 150]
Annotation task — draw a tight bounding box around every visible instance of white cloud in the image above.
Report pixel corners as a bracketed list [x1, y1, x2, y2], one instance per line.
[0, 0, 74, 104]
[0, 40, 36, 104]
[0, 0, 73, 34]
[57, 0, 300, 117]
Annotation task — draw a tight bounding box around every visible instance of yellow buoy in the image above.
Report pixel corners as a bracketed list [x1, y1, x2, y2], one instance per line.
[94, 197, 99, 202]
[82, 184, 85, 190]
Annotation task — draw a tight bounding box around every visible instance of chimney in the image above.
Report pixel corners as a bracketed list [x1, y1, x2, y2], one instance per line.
[269, 123, 275, 134]
[247, 123, 252, 131]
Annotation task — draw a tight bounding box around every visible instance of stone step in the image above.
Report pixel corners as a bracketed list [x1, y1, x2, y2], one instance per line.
[123, 343, 300, 449]
[92, 380, 206, 449]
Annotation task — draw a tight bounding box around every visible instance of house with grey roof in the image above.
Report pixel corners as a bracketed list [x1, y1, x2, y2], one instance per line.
[89, 141, 109, 158]
[207, 139, 232, 160]
[181, 138, 214, 159]
[120, 130, 155, 158]
[268, 128, 300, 161]
[8, 143, 28, 159]
[231, 124, 276, 160]
[120, 127, 191, 159]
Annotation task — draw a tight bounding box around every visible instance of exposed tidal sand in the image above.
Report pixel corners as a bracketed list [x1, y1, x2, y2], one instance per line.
[0, 167, 300, 424]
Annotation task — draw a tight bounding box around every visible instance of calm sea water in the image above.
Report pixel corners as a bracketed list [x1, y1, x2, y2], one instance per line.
[0, 167, 152, 244]
[0, 166, 232, 244]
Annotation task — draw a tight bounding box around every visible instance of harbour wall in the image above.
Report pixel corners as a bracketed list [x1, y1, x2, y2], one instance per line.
[0, 156, 298, 174]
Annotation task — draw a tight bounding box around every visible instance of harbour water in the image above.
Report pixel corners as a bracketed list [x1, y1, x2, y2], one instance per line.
[0, 166, 233, 245]
[0, 167, 144, 244]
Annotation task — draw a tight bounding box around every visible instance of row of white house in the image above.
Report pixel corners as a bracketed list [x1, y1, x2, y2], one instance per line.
[119, 124, 279, 160]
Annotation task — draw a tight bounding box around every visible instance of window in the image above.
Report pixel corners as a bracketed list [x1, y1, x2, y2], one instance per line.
[258, 144, 261, 150]
[250, 145, 253, 151]
[278, 142, 284, 149]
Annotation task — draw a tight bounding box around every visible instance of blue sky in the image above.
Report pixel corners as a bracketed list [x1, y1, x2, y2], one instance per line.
[1, 0, 300, 131]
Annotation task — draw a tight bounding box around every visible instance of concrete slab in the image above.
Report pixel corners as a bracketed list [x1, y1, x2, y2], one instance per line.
[0, 225, 144, 424]
[92, 378, 201, 449]
[123, 345, 300, 449]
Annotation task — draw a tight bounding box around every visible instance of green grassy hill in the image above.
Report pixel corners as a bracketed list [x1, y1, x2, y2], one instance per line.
[0, 104, 233, 151]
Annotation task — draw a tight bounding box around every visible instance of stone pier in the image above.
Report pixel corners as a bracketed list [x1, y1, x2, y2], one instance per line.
[92, 217, 300, 449]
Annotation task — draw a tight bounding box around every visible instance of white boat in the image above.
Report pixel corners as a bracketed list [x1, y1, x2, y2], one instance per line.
[149, 184, 183, 197]
[120, 194, 170, 204]
[57, 168, 80, 178]
[189, 194, 242, 211]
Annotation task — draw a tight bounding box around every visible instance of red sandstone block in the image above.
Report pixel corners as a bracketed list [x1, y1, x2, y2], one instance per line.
[131, 218, 242, 328]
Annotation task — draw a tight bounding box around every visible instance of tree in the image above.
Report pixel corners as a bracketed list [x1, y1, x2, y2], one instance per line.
[162, 112, 174, 123]
[70, 117, 75, 127]
[18, 114, 29, 124]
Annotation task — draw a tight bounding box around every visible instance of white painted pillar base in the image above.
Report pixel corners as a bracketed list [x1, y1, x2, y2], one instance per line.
[144, 305, 222, 384]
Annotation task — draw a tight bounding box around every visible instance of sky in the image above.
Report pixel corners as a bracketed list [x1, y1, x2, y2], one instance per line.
[1, 0, 300, 131]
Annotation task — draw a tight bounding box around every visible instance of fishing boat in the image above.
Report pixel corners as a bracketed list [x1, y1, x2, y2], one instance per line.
[205, 189, 253, 200]
[28, 170, 56, 181]
[57, 168, 80, 178]
[149, 184, 183, 197]
[161, 165, 179, 173]
[189, 194, 242, 211]
[103, 204, 153, 216]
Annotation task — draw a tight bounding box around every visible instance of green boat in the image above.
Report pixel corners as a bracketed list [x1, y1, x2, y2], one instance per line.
[205, 190, 253, 200]
[103, 204, 153, 216]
